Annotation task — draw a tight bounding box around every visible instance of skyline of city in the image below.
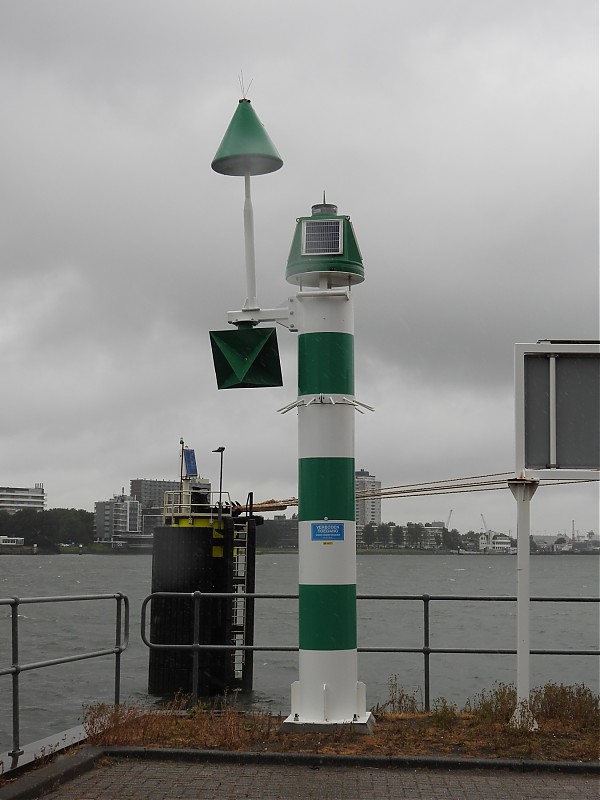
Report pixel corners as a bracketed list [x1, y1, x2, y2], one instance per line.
[2, 473, 596, 541]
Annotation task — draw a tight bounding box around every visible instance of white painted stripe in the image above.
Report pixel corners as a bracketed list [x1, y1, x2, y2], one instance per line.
[298, 521, 357, 584]
[298, 404, 355, 459]
[297, 294, 354, 335]
[288, 649, 367, 724]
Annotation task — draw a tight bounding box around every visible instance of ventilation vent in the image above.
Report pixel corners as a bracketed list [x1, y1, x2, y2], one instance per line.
[301, 219, 343, 255]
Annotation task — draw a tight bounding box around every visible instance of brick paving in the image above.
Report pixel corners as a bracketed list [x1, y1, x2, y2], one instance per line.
[37, 759, 599, 800]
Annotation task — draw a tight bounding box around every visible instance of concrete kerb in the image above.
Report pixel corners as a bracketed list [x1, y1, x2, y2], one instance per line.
[1, 746, 599, 800]
[0, 746, 103, 800]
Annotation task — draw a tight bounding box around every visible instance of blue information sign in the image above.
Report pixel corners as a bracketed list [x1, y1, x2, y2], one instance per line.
[311, 522, 345, 541]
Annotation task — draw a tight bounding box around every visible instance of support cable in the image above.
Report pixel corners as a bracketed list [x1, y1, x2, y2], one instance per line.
[254, 473, 596, 510]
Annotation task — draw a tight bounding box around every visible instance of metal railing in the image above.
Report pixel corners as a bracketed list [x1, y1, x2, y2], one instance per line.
[1, 591, 596, 760]
[359, 594, 599, 710]
[163, 490, 232, 519]
[0, 593, 129, 758]
[142, 591, 599, 708]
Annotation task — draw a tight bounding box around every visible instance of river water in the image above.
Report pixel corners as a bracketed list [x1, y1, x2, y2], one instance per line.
[0, 552, 598, 751]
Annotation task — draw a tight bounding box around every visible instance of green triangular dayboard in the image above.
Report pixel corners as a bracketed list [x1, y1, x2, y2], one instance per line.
[209, 327, 283, 389]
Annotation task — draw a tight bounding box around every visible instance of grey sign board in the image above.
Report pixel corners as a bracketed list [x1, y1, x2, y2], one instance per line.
[515, 341, 600, 479]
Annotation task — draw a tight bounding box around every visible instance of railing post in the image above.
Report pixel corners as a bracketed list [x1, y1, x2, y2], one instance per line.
[192, 591, 201, 706]
[9, 598, 23, 757]
[423, 594, 430, 712]
[114, 594, 122, 705]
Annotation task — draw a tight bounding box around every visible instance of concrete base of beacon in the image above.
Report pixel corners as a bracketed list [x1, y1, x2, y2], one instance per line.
[281, 681, 375, 734]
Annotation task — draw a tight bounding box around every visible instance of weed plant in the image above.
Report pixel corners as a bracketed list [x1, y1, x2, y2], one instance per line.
[530, 682, 598, 730]
[430, 697, 459, 730]
[463, 682, 517, 723]
[83, 679, 599, 762]
[371, 675, 422, 714]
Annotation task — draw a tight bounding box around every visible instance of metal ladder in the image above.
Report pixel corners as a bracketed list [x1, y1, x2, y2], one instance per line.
[229, 519, 256, 691]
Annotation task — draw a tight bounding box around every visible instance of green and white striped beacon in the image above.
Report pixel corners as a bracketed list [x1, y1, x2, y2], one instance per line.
[283, 201, 373, 730]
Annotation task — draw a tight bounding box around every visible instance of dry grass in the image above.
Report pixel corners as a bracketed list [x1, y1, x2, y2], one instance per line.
[83, 680, 599, 763]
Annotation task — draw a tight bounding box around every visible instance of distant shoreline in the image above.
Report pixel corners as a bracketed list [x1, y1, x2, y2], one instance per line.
[1, 547, 598, 557]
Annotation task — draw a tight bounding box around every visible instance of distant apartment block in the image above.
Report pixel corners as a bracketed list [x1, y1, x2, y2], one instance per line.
[424, 522, 445, 549]
[94, 494, 142, 542]
[355, 469, 381, 535]
[130, 477, 211, 535]
[130, 477, 211, 509]
[0, 484, 46, 514]
[130, 478, 181, 510]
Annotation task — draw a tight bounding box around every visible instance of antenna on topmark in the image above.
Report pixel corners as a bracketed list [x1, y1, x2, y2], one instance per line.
[238, 70, 253, 99]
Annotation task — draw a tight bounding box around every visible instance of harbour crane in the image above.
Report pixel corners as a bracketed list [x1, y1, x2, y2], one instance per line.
[446, 509, 453, 530]
[480, 514, 493, 551]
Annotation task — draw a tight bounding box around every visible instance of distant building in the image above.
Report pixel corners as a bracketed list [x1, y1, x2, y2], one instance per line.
[94, 494, 142, 542]
[130, 477, 212, 542]
[0, 535, 25, 546]
[478, 531, 512, 552]
[130, 479, 182, 509]
[0, 484, 46, 514]
[423, 522, 445, 549]
[140, 511, 163, 537]
[355, 469, 381, 541]
[259, 514, 298, 548]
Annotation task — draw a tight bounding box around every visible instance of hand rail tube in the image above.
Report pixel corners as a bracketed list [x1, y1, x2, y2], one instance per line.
[0, 593, 129, 758]
[142, 591, 599, 712]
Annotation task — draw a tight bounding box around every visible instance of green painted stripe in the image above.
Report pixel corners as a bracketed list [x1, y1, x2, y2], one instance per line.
[299, 584, 357, 650]
[298, 332, 354, 396]
[298, 457, 355, 521]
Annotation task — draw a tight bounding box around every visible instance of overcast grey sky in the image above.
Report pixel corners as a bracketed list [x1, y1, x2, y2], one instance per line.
[1, 0, 598, 537]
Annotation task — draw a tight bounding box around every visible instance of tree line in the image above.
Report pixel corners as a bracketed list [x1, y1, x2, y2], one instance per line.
[360, 522, 464, 551]
[0, 508, 94, 552]
[256, 518, 481, 551]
